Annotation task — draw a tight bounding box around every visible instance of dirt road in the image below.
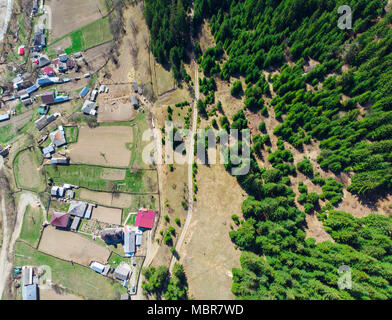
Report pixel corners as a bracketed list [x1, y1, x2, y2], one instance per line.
[169, 64, 199, 273]
[0, 190, 42, 298]
[0, 0, 13, 41]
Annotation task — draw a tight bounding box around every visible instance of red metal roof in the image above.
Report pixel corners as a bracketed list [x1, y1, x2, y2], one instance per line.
[50, 212, 70, 228]
[135, 210, 155, 229]
[19, 47, 24, 55]
[43, 67, 55, 75]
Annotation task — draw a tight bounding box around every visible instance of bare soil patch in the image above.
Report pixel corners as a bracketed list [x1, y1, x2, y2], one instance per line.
[179, 164, 246, 300]
[92, 206, 122, 225]
[47, 0, 107, 40]
[39, 226, 111, 265]
[68, 126, 133, 167]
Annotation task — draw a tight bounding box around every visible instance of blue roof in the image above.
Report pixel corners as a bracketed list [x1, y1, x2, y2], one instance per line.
[53, 96, 70, 103]
[80, 87, 89, 98]
[37, 78, 53, 86]
[22, 284, 38, 300]
[42, 146, 55, 154]
[26, 84, 39, 94]
[0, 114, 10, 121]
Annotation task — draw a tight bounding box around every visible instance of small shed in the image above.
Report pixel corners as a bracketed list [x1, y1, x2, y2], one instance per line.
[131, 96, 138, 108]
[80, 87, 89, 98]
[90, 261, 105, 274]
[114, 264, 131, 281]
[70, 216, 81, 231]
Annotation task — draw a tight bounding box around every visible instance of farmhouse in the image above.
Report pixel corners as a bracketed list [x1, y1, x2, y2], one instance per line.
[49, 126, 67, 147]
[135, 210, 155, 230]
[114, 264, 131, 281]
[68, 201, 88, 218]
[50, 212, 71, 228]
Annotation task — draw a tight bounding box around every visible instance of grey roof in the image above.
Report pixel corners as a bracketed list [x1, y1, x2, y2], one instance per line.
[71, 216, 81, 231]
[66, 189, 75, 199]
[131, 96, 138, 107]
[114, 264, 131, 281]
[82, 100, 96, 115]
[120, 294, 130, 300]
[38, 56, 50, 68]
[22, 267, 33, 286]
[49, 128, 66, 147]
[22, 284, 38, 300]
[68, 201, 87, 217]
[124, 231, 135, 255]
[35, 114, 56, 131]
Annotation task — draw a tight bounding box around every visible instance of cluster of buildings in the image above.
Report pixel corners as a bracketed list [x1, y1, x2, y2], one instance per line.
[80, 84, 109, 116]
[101, 209, 155, 257]
[40, 125, 69, 164]
[20, 267, 38, 300]
[50, 183, 77, 200]
[49, 200, 96, 232]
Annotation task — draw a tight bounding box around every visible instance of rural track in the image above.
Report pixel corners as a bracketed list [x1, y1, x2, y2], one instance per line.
[169, 63, 199, 273]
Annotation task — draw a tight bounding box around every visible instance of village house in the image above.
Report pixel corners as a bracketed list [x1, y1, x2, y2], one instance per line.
[35, 114, 57, 131]
[135, 209, 155, 230]
[50, 157, 69, 165]
[49, 126, 67, 147]
[114, 264, 131, 282]
[68, 201, 88, 218]
[82, 100, 97, 115]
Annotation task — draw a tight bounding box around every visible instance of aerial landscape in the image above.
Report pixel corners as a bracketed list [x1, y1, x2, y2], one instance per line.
[0, 0, 391, 303]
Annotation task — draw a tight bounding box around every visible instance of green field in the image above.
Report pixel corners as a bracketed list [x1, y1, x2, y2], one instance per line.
[44, 164, 157, 193]
[48, 17, 113, 54]
[13, 242, 126, 300]
[14, 149, 46, 192]
[64, 126, 79, 144]
[19, 205, 43, 248]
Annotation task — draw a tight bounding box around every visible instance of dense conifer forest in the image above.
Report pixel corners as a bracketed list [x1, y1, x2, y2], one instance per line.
[145, 0, 392, 299]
